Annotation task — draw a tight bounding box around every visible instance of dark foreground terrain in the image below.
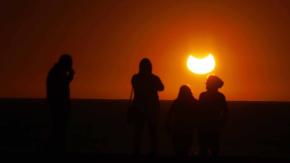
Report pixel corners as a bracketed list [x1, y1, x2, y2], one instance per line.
[0, 99, 289, 161]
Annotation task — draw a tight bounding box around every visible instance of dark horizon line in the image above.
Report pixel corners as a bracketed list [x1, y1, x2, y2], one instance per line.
[0, 98, 289, 103]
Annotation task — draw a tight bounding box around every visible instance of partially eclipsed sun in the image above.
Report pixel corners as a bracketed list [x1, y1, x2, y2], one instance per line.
[187, 54, 215, 74]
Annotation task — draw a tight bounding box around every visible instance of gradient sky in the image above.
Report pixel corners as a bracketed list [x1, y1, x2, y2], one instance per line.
[1, 0, 290, 101]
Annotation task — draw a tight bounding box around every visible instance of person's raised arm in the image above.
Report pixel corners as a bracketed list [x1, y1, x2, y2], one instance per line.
[67, 69, 75, 82]
[155, 76, 164, 91]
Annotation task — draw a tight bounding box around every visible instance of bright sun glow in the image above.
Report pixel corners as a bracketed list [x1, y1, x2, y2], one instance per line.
[187, 54, 215, 74]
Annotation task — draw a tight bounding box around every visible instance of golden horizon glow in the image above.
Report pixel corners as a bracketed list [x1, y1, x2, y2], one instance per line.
[187, 54, 216, 75]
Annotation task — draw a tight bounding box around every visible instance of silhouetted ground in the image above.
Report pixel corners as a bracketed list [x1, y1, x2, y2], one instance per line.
[0, 99, 290, 162]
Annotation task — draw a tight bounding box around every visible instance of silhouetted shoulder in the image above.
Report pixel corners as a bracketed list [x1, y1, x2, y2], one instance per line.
[199, 92, 206, 97]
[131, 73, 164, 91]
[131, 74, 137, 80]
[131, 74, 139, 85]
[199, 91, 226, 100]
[199, 92, 207, 101]
[218, 92, 226, 100]
[170, 100, 178, 110]
[47, 65, 56, 79]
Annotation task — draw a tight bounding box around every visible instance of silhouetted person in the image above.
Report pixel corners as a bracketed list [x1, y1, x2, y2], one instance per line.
[197, 75, 228, 158]
[167, 85, 198, 157]
[130, 58, 164, 156]
[46, 54, 74, 152]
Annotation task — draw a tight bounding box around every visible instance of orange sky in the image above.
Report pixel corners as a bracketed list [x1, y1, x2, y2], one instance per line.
[1, 0, 290, 101]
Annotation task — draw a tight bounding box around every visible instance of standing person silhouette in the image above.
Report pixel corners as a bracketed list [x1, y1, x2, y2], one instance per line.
[46, 54, 74, 152]
[130, 58, 164, 156]
[167, 85, 198, 157]
[198, 75, 228, 158]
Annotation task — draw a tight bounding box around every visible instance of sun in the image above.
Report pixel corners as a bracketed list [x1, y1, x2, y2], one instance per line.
[187, 54, 215, 74]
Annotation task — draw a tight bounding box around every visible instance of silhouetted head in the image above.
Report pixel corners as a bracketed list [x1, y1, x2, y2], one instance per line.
[139, 58, 152, 74]
[177, 85, 194, 101]
[58, 54, 73, 69]
[206, 75, 224, 91]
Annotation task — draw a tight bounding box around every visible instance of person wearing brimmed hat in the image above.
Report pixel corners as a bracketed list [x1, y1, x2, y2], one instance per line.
[197, 75, 228, 158]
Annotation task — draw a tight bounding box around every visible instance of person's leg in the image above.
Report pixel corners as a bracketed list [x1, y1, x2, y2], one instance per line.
[183, 133, 193, 157]
[148, 116, 158, 156]
[48, 104, 60, 152]
[133, 121, 145, 155]
[198, 131, 209, 157]
[52, 109, 67, 152]
[172, 134, 183, 157]
[173, 133, 192, 157]
[60, 108, 70, 152]
[210, 131, 220, 158]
